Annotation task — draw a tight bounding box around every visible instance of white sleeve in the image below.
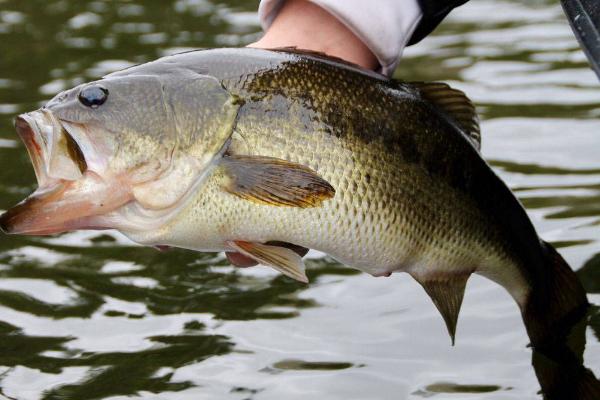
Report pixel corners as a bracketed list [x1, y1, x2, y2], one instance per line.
[258, 0, 423, 76]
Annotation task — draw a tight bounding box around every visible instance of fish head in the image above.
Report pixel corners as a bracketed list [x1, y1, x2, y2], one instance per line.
[0, 72, 239, 237]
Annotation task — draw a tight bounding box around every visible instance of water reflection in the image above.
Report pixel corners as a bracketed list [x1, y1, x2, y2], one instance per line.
[0, 239, 325, 399]
[0, 318, 232, 399]
[0, 0, 598, 399]
[0, 243, 321, 320]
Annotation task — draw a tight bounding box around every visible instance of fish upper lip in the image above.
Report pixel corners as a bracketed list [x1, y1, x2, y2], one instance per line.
[15, 113, 48, 187]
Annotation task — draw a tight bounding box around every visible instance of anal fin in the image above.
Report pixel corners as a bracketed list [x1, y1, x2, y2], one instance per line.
[227, 240, 308, 283]
[412, 271, 471, 345]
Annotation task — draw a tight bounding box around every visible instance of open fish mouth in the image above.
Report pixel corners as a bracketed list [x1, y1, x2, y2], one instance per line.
[16, 110, 87, 186]
[0, 110, 132, 235]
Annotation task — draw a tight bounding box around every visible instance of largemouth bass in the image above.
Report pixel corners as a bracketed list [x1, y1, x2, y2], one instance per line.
[0, 48, 588, 347]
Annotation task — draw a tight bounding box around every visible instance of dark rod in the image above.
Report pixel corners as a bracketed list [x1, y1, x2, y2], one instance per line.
[561, 0, 600, 80]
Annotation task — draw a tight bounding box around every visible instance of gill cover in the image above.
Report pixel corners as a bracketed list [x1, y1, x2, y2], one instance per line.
[129, 73, 243, 211]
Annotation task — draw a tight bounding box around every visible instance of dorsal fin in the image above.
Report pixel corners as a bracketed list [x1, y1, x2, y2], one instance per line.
[411, 82, 481, 150]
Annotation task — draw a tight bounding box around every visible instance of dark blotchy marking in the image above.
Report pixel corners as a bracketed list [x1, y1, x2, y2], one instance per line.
[126, 48, 545, 271]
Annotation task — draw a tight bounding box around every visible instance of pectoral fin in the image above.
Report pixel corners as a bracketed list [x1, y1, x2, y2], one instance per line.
[227, 240, 309, 283]
[220, 155, 334, 208]
[412, 272, 471, 345]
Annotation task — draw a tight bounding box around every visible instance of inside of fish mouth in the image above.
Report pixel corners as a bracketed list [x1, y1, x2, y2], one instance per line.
[62, 125, 87, 173]
[16, 115, 88, 186]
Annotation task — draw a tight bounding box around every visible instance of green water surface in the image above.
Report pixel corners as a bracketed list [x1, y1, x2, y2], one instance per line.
[0, 1, 598, 399]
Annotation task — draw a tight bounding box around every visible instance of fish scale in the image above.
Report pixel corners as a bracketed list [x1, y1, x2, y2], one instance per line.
[159, 65, 509, 283]
[0, 48, 588, 349]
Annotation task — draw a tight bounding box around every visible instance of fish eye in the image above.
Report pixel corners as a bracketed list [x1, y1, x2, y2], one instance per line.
[78, 84, 109, 108]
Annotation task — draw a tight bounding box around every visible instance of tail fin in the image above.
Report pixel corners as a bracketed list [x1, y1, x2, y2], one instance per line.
[533, 343, 600, 399]
[522, 241, 589, 349]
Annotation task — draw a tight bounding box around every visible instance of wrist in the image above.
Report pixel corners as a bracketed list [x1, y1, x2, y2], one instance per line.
[248, 0, 378, 71]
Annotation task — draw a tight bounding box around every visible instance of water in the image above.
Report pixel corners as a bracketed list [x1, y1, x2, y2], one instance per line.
[0, 0, 598, 399]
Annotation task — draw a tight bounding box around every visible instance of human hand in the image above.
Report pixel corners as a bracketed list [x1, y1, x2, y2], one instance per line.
[247, 0, 378, 70]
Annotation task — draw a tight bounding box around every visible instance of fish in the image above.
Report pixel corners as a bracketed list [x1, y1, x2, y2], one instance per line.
[0, 48, 589, 348]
